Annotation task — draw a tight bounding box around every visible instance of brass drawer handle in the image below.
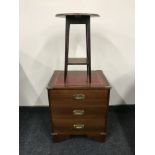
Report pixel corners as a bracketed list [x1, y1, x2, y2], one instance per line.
[73, 109, 85, 116]
[73, 124, 85, 129]
[73, 94, 85, 100]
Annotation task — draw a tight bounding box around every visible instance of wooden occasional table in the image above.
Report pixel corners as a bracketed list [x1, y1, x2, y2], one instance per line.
[56, 13, 100, 83]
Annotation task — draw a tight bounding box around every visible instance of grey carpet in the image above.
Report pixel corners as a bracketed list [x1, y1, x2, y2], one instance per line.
[19, 105, 135, 155]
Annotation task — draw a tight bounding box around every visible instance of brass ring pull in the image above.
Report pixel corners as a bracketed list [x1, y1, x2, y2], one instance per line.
[73, 124, 85, 129]
[73, 109, 85, 116]
[73, 94, 85, 100]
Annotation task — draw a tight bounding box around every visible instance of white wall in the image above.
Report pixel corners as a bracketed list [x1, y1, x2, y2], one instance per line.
[19, 0, 134, 106]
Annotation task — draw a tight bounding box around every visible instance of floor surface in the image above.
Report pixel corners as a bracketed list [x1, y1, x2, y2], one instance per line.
[19, 105, 135, 155]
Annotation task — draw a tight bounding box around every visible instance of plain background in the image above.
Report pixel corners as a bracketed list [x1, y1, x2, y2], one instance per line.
[19, 0, 135, 106]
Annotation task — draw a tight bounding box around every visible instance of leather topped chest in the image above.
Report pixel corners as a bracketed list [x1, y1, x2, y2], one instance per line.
[47, 70, 111, 142]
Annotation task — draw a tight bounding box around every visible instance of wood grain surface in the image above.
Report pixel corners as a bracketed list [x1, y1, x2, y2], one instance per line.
[47, 70, 111, 142]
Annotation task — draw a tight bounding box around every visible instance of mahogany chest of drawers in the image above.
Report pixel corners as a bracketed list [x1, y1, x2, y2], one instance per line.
[47, 70, 111, 142]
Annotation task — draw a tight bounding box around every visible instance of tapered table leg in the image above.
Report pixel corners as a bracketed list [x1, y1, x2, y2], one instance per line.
[64, 18, 70, 82]
[86, 17, 91, 83]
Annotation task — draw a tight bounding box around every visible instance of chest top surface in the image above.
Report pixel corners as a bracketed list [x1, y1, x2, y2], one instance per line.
[47, 70, 111, 90]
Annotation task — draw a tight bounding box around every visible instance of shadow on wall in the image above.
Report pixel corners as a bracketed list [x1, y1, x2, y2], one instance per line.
[19, 63, 38, 106]
[124, 80, 135, 105]
[110, 72, 135, 105]
[20, 26, 134, 106]
[19, 55, 51, 106]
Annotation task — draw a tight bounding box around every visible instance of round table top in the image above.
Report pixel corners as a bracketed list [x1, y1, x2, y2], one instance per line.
[56, 13, 100, 18]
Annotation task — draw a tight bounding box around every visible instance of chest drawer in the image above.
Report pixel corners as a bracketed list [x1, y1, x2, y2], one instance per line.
[53, 118, 105, 132]
[49, 89, 109, 105]
[51, 104, 107, 118]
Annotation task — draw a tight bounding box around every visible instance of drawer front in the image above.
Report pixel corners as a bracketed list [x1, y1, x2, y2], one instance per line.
[51, 104, 107, 118]
[49, 89, 109, 105]
[53, 118, 105, 132]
